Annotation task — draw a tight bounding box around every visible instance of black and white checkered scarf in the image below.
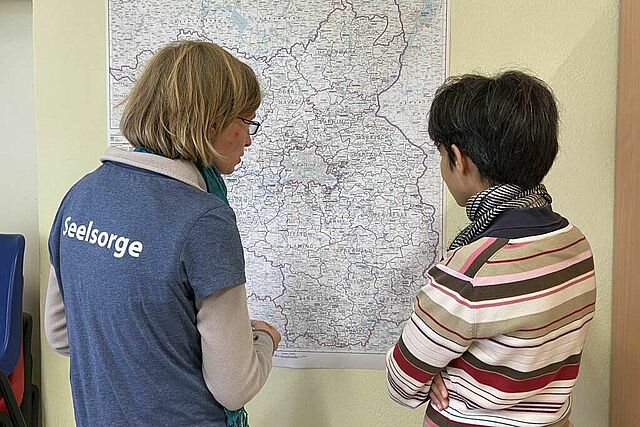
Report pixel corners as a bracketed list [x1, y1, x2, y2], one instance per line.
[448, 183, 552, 251]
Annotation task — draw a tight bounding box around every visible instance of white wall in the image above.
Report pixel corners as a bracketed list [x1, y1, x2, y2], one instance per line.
[0, 0, 40, 383]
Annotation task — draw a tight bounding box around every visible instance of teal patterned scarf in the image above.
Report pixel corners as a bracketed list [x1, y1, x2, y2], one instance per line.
[133, 146, 247, 427]
[195, 162, 229, 205]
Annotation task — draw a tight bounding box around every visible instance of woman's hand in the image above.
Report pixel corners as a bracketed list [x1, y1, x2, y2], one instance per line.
[251, 320, 282, 349]
[429, 373, 449, 410]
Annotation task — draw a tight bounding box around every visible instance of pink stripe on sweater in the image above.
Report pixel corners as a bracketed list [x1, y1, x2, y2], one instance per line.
[428, 271, 595, 310]
[472, 250, 592, 286]
[459, 237, 498, 274]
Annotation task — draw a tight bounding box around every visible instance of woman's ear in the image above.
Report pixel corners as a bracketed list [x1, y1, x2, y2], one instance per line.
[451, 144, 487, 186]
[450, 144, 468, 175]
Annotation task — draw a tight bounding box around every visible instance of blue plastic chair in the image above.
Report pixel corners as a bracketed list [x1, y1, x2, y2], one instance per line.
[0, 235, 24, 377]
[0, 235, 27, 427]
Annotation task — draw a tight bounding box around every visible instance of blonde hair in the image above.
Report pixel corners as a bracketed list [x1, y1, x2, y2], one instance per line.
[120, 41, 261, 165]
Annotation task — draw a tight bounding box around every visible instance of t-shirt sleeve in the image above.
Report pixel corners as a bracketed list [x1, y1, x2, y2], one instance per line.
[181, 206, 247, 300]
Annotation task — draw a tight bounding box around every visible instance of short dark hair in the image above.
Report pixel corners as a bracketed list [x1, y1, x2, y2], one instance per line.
[428, 70, 559, 189]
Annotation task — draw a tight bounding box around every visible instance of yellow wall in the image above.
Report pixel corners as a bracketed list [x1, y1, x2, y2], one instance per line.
[34, 1, 106, 425]
[34, 1, 618, 426]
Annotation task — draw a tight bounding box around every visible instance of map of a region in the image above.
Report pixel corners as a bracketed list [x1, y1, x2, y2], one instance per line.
[108, 0, 447, 368]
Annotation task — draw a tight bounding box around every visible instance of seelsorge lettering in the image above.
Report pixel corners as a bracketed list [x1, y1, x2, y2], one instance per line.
[62, 216, 143, 259]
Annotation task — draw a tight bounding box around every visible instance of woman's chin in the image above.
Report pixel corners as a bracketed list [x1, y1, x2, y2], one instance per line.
[217, 163, 234, 175]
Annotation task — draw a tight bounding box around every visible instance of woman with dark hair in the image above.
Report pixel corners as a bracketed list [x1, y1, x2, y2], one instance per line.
[386, 71, 595, 427]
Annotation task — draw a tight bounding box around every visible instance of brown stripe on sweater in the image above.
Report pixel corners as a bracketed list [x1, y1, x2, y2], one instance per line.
[429, 257, 594, 302]
[397, 336, 441, 375]
[461, 351, 583, 380]
[424, 406, 473, 427]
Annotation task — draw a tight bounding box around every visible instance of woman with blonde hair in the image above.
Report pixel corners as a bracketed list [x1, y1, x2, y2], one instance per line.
[45, 41, 280, 427]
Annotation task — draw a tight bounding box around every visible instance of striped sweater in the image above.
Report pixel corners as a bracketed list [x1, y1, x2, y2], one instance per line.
[386, 213, 596, 426]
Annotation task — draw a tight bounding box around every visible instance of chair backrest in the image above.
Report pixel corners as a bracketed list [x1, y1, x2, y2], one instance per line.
[0, 234, 25, 375]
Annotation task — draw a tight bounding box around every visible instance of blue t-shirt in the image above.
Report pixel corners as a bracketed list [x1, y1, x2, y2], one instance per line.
[48, 161, 246, 427]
